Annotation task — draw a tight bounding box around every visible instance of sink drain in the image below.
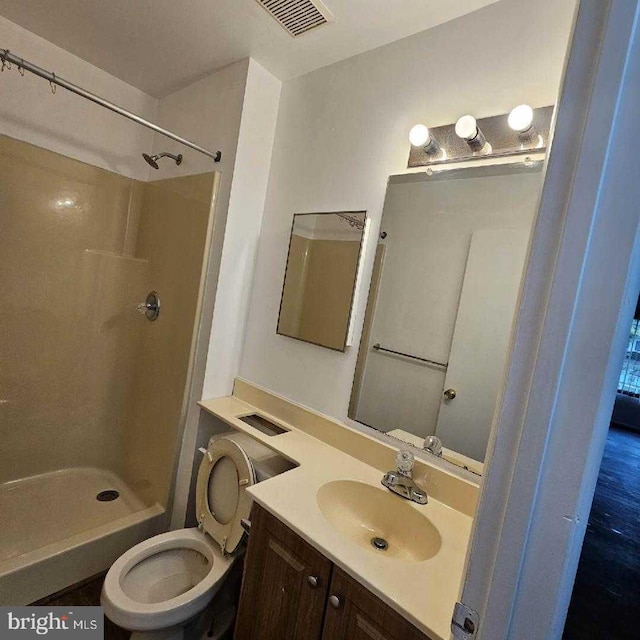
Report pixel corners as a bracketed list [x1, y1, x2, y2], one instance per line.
[96, 490, 119, 502]
[371, 537, 389, 551]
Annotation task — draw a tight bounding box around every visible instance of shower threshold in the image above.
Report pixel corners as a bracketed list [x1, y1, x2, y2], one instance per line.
[0, 467, 165, 604]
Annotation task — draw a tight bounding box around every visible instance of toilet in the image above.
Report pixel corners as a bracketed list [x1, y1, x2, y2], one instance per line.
[101, 432, 278, 640]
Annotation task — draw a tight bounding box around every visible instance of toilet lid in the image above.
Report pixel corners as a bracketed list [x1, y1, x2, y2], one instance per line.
[196, 437, 256, 554]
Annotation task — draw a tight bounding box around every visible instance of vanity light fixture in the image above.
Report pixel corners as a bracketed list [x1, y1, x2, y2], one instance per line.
[455, 115, 490, 153]
[407, 105, 554, 168]
[409, 124, 442, 156]
[508, 104, 536, 141]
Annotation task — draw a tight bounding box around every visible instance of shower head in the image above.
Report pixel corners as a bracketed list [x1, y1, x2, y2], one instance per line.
[142, 153, 159, 169]
[142, 152, 183, 170]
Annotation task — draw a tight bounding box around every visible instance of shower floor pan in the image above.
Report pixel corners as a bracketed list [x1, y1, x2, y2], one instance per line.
[0, 467, 165, 605]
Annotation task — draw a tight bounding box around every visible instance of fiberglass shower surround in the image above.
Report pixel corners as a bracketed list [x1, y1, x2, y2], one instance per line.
[0, 133, 218, 604]
[0, 46, 222, 605]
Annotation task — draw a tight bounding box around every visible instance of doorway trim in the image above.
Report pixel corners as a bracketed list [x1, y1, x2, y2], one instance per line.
[459, 0, 640, 638]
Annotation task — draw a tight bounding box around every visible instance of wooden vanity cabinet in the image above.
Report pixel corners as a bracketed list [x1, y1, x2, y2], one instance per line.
[234, 504, 332, 640]
[235, 504, 431, 640]
[321, 567, 429, 640]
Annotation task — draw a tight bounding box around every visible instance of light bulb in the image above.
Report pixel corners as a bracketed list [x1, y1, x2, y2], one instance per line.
[409, 124, 430, 147]
[508, 104, 534, 133]
[455, 114, 488, 152]
[455, 115, 478, 141]
[409, 124, 442, 156]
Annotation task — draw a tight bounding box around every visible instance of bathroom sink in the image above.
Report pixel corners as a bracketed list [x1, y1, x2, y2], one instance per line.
[316, 480, 441, 561]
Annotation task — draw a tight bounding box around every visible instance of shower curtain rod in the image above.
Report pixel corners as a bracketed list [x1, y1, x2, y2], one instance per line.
[0, 48, 222, 162]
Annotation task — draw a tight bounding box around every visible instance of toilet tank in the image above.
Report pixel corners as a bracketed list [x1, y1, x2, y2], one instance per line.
[208, 431, 296, 482]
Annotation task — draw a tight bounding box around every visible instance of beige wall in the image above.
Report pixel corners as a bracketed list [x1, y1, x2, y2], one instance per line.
[278, 234, 310, 338]
[0, 134, 144, 483]
[298, 239, 360, 351]
[123, 174, 215, 506]
[0, 134, 215, 508]
[278, 236, 360, 351]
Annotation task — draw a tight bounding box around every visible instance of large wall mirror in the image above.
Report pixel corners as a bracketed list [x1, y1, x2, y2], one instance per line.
[277, 211, 366, 352]
[348, 164, 543, 472]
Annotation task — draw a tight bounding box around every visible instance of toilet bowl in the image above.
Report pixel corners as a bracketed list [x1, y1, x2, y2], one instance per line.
[101, 432, 266, 640]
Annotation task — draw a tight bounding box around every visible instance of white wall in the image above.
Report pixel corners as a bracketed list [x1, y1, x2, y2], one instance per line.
[149, 55, 251, 378]
[170, 58, 281, 526]
[0, 16, 157, 180]
[151, 59, 249, 180]
[239, 0, 577, 421]
[202, 58, 281, 398]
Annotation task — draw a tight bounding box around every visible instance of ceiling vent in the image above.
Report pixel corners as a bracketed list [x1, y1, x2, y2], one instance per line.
[256, 0, 334, 37]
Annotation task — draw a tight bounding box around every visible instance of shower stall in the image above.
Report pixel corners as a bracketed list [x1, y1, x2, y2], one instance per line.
[0, 50, 221, 604]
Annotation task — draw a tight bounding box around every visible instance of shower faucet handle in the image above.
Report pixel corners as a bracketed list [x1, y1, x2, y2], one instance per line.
[136, 291, 160, 321]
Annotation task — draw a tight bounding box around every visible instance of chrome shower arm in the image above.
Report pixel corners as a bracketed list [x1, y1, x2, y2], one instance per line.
[155, 153, 182, 162]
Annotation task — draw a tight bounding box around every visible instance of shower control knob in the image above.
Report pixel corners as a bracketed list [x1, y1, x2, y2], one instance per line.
[307, 575, 320, 589]
[136, 291, 160, 321]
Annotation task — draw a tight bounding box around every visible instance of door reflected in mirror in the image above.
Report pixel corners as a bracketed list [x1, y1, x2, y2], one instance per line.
[348, 164, 543, 472]
[277, 211, 366, 352]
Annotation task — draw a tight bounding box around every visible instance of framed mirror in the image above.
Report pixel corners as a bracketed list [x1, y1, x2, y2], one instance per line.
[277, 211, 367, 352]
[348, 164, 544, 473]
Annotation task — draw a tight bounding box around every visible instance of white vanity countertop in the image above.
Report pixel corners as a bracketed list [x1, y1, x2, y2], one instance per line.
[200, 395, 474, 640]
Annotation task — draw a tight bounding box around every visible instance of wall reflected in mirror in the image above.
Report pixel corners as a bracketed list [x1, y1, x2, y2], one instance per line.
[277, 211, 366, 352]
[348, 164, 543, 472]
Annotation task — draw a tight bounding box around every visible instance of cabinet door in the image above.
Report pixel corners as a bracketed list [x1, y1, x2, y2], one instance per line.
[235, 504, 332, 640]
[322, 568, 432, 640]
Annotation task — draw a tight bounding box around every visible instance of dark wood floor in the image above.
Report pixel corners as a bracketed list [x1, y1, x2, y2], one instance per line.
[34, 574, 130, 640]
[563, 425, 640, 640]
[32, 568, 239, 640]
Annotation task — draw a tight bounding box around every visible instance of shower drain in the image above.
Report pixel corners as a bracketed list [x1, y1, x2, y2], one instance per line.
[371, 536, 389, 551]
[96, 490, 120, 502]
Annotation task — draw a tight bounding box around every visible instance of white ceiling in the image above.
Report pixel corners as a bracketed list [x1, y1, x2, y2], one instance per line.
[0, 0, 499, 97]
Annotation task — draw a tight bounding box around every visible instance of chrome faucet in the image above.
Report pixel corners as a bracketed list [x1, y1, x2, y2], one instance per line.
[423, 435, 443, 457]
[381, 450, 428, 505]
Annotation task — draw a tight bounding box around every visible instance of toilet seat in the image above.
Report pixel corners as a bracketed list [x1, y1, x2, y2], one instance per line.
[195, 437, 256, 554]
[102, 528, 233, 631]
